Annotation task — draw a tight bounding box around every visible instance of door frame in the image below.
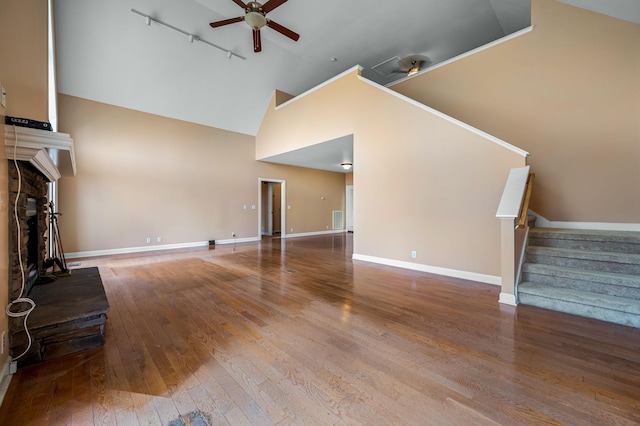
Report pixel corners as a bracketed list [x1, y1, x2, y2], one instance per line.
[258, 178, 286, 238]
[346, 184, 354, 232]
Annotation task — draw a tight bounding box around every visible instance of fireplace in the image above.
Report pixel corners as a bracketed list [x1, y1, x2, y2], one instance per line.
[8, 161, 49, 299]
[4, 123, 76, 296]
[4, 124, 109, 366]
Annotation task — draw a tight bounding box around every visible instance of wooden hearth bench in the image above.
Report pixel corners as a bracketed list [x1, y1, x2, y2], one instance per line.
[10, 267, 109, 366]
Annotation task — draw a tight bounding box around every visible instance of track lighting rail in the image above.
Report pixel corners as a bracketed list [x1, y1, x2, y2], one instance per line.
[131, 9, 246, 60]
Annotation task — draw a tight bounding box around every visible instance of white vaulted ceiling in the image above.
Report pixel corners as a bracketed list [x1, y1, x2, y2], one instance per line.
[55, 0, 532, 137]
[54, 0, 640, 171]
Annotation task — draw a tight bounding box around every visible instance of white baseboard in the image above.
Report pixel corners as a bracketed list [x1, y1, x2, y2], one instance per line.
[284, 229, 346, 239]
[65, 232, 347, 259]
[530, 211, 640, 232]
[66, 241, 210, 259]
[352, 253, 501, 286]
[499, 292, 517, 306]
[213, 237, 261, 245]
[0, 357, 13, 409]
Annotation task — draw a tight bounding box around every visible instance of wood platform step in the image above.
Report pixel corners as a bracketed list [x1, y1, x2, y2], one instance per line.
[10, 267, 110, 366]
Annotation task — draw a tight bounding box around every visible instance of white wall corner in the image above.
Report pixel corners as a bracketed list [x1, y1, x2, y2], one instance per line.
[499, 292, 517, 306]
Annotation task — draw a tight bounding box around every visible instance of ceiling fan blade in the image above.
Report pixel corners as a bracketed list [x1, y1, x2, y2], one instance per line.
[210, 16, 244, 28]
[261, 0, 287, 14]
[253, 28, 262, 52]
[231, 0, 248, 9]
[266, 19, 299, 41]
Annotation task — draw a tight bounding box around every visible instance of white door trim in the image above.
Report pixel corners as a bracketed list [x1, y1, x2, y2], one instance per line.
[258, 178, 286, 239]
[346, 185, 354, 232]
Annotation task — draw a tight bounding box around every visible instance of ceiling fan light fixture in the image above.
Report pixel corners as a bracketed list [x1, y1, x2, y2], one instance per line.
[407, 60, 422, 76]
[341, 162, 352, 170]
[210, 0, 299, 53]
[245, 11, 267, 29]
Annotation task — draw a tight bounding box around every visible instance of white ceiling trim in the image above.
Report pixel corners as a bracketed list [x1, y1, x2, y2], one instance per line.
[388, 25, 534, 87]
[358, 76, 529, 158]
[275, 65, 364, 110]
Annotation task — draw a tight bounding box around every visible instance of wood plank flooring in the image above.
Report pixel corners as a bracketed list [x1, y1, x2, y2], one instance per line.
[1, 233, 639, 425]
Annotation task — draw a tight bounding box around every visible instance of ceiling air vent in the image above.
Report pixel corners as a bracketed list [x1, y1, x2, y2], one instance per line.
[371, 56, 401, 79]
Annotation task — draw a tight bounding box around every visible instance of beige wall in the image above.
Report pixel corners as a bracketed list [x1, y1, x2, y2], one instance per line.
[345, 172, 353, 186]
[0, 0, 49, 122]
[393, 0, 640, 224]
[0, 0, 49, 371]
[57, 95, 345, 253]
[257, 70, 526, 279]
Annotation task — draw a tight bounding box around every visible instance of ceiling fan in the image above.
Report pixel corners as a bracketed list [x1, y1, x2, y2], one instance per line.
[210, 0, 299, 53]
[397, 55, 430, 76]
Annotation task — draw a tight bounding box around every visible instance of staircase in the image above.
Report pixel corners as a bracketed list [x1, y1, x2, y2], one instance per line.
[518, 228, 640, 328]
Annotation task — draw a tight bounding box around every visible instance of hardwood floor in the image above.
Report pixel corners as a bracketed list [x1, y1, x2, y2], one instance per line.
[1, 233, 639, 425]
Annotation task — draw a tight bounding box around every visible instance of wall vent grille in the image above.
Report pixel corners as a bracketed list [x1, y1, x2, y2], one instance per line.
[371, 56, 400, 79]
[332, 210, 344, 230]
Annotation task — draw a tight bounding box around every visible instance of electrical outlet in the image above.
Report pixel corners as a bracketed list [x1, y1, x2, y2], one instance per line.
[411, 250, 417, 259]
[146, 237, 151, 244]
[157, 237, 162, 243]
[232, 232, 236, 237]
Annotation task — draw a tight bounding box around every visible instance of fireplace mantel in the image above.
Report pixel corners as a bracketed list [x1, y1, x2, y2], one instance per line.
[4, 124, 75, 182]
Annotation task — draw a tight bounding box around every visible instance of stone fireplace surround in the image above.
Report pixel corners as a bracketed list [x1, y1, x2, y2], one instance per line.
[7, 161, 49, 300]
[5, 123, 76, 300]
[4, 124, 108, 366]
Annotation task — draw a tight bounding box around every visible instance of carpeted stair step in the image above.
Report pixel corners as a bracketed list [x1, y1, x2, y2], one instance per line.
[518, 282, 640, 328]
[528, 228, 640, 254]
[521, 263, 640, 300]
[525, 246, 640, 275]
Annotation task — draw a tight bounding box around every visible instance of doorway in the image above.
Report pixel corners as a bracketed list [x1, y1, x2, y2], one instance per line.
[258, 178, 286, 238]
